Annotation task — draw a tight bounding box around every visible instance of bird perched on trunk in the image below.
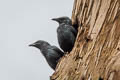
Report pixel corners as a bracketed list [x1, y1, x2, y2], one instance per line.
[29, 40, 64, 70]
[52, 16, 77, 52]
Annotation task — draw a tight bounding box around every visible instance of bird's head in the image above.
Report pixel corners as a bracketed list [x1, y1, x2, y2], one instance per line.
[29, 40, 50, 49]
[51, 16, 72, 25]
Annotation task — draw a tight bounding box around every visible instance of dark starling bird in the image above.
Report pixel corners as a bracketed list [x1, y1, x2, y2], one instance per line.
[52, 16, 77, 52]
[29, 40, 64, 70]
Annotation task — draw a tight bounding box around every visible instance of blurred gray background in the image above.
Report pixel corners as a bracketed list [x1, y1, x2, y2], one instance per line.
[0, 0, 73, 80]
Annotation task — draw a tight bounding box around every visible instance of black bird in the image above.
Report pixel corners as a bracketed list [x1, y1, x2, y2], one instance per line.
[52, 16, 77, 52]
[29, 40, 64, 70]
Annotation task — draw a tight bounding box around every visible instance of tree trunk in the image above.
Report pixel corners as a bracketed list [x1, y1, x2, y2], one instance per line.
[51, 0, 120, 80]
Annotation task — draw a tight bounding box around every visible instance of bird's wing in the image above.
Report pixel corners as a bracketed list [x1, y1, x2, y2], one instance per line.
[45, 53, 57, 70]
[51, 46, 64, 56]
[70, 26, 77, 37]
[66, 25, 77, 37]
[46, 48, 62, 69]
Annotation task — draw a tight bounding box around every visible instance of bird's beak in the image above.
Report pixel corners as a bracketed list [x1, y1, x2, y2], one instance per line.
[51, 18, 59, 22]
[29, 43, 36, 47]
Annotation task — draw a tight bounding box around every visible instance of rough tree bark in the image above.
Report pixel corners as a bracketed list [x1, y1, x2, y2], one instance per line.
[51, 0, 120, 80]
